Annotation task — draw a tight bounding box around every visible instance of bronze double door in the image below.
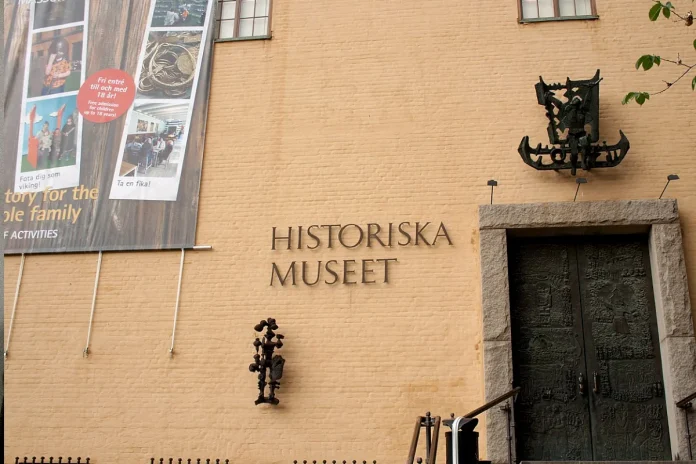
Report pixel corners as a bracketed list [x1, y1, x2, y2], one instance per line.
[508, 235, 671, 461]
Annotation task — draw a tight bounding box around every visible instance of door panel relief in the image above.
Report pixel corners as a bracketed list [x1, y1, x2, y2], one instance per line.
[509, 236, 671, 461]
[510, 242, 593, 461]
[578, 239, 671, 461]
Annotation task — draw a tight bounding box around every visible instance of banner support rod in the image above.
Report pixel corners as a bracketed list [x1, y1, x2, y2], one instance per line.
[192, 245, 212, 250]
[4, 253, 26, 359]
[83, 251, 103, 357]
[169, 248, 186, 357]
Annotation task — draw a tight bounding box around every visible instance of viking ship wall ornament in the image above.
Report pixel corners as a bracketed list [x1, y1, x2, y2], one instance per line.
[249, 318, 285, 405]
[518, 70, 630, 175]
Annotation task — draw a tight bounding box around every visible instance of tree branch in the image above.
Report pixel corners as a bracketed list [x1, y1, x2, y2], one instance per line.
[660, 57, 694, 68]
[652, 1, 694, 26]
[650, 63, 696, 95]
[670, 9, 692, 23]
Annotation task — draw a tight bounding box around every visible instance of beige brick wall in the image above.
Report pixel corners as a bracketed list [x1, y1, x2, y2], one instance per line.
[4, 0, 696, 463]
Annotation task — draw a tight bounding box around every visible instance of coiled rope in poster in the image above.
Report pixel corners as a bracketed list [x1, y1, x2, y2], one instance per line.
[138, 34, 199, 97]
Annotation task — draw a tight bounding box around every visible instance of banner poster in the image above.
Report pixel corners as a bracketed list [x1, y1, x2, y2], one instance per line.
[3, 0, 215, 253]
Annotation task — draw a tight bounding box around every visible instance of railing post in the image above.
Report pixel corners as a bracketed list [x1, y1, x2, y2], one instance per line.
[500, 402, 513, 464]
[676, 391, 696, 460]
[683, 404, 693, 460]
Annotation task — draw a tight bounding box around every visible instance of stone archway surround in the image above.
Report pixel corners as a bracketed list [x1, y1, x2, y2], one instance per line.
[478, 199, 696, 463]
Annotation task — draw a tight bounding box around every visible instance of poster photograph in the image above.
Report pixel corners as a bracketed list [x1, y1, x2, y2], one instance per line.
[27, 26, 83, 98]
[116, 101, 189, 181]
[3, 0, 216, 253]
[151, 0, 208, 28]
[136, 31, 202, 100]
[19, 95, 80, 175]
[12, 1, 89, 195]
[33, 0, 86, 30]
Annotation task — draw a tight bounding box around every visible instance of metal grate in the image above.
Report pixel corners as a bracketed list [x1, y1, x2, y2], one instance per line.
[293, 461, 377, 464]
[151, 460, 229, 464]
[16, 458, 90, 464]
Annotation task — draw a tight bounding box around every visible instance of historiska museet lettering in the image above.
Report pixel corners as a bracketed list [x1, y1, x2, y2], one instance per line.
[270, 222, 453, 286]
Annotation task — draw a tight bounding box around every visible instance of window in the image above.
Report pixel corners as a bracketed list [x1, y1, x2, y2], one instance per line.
[216, 0, 272, 40]
[520, 0, 596, 21]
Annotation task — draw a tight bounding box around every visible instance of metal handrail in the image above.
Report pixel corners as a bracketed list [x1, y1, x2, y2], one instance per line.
[676, 390, 696, 409]
[676, 390, 695, 460]
[463, 387, 521, 419]
[405, 388, 521, 464]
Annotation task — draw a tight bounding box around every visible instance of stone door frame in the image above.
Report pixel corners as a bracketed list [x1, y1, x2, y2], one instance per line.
[479, 199, 696, 463]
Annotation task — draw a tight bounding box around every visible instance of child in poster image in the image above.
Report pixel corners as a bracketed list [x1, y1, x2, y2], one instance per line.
[38, 122, 52, 164]
[61, 116, 77, 160]
[42, 38, 72, 96]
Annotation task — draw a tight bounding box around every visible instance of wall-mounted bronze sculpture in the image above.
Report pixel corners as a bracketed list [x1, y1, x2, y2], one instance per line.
[249, 318, 285, 405]
[519, 70, 630, 175]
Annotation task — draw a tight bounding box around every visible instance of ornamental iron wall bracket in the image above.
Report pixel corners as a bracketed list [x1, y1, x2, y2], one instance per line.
[518, 70, 630, 175]
[249, 318, 285, 405]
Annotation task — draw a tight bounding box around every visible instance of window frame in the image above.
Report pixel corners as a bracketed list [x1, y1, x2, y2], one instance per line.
[517, 0, 598, 23]
[215, 0, 273, 42]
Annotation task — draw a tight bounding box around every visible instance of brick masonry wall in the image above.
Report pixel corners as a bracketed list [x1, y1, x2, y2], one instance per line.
[4, 0, 696, 463]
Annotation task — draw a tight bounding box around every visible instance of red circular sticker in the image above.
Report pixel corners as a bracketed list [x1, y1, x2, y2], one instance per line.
[77, 69, 136, 123]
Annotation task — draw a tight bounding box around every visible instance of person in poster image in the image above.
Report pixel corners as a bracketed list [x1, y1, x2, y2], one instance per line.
[153, 136, 165, 164]
[61, 116, 77, 160]
[165, 7, 179, 26]
[178, 5, 190, 24]
[42, 38, 72, 96]
[51, 127, 62, 161]
[38, 122, 53, 165]
[140, 137, 154, 168]
[159, 138, 174, 165]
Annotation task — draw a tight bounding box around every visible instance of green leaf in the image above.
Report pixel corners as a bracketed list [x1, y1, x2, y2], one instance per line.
[692, 76, 696, 91]
[635, 56, 646, 70]
[693, 39, 696, 50]
[636, 55, 660, 71]
[649, 2, 662, 20]
[664, 1, 674, 17]
[622, 92, 637, 104]
[622, 92, 651, 105]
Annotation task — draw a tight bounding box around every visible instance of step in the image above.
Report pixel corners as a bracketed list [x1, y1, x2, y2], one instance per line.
[522, 461, 696, 464]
